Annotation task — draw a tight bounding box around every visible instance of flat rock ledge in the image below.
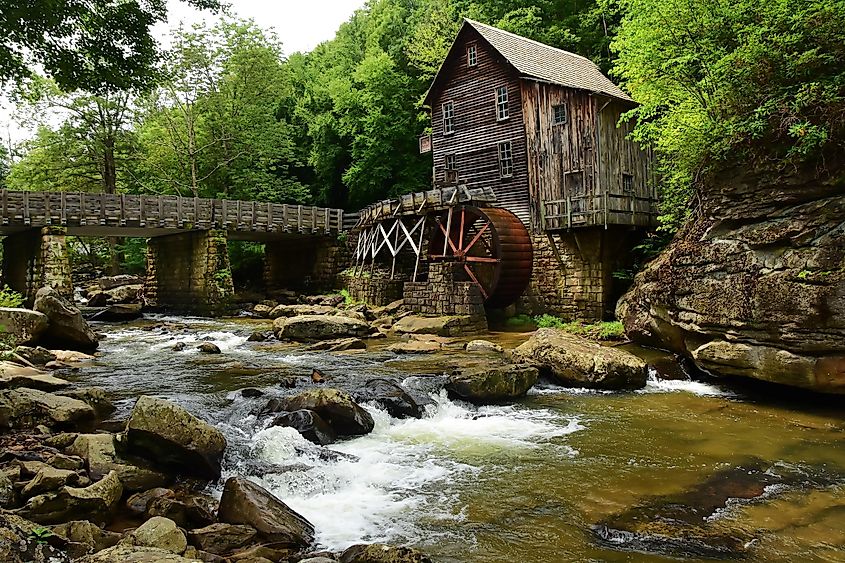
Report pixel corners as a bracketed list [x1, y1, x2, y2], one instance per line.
[512, 328, 647, 390]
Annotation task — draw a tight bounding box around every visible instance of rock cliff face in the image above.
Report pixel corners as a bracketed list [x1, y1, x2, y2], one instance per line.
[618, 165, 845, 393]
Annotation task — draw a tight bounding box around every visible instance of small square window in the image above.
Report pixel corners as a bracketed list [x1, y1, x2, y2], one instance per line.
[496, 86, 509, 121]
[498, 141, 513, 178]
[445, 154, 456, 170]
[442, 101, 454, 135]
[553, 104, 567, 125]
[467, 45, 478, 67]
[622, 173, 635, 193]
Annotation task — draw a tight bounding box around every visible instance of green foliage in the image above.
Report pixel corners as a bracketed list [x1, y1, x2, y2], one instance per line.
[117, 239, 148, 275]
[0, 0, 219, 93]
[532, 315, 626, 340]
[339, 288, 358, 306]
[227, 241, 265, 289]
[0, 286, 25, 308]
[505, 314, 537, 328]
[613, 0, 845, 230]
[28, 526, 53, 544]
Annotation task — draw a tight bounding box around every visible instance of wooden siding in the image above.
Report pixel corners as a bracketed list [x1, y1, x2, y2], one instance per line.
[521, 81, 656, 231]
[429, 27, 532, 228]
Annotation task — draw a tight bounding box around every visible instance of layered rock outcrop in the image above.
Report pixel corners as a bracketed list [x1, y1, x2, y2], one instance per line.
[618, 165, 845, 393]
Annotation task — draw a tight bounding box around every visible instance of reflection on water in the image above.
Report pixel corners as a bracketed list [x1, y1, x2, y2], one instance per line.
[65, 316, 845, 562]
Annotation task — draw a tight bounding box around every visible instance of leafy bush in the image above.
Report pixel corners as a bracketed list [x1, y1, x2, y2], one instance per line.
[532, 315, 626, 341]
[0, 286, 25, 308]
[534, 314, 565, 328]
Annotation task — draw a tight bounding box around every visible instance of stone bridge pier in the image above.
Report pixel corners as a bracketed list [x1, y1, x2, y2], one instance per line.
[2, 227, 73, 305]
[263, 237, 349, 294]
[144, 230, 235, 316]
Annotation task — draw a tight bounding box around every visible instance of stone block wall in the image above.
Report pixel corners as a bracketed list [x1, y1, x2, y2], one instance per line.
[2, 227, 72, 305]
[403, 262, 488, 333]
[341, 272, 404, 306]
[517, 227, 638, 321]
[265, 237, 350, 293]
[145, 229, 234, 316]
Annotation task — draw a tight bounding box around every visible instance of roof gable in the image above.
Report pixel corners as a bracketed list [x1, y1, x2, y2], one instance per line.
[424, 19, 632, 106]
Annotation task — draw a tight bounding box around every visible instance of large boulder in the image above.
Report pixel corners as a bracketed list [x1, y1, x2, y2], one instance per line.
[512, 329, 647, 390]
[77, 545, 203, 562]
[33, 287, 98, 350]
[269, 304, 337, 319]
[278, 388, 374, 436]
[88, 304, 143, 322]
[354, 379, 424, 419]
[187, 523, 258, 555]
[0, 387, 95, 429]
[98, 275, 144, 291]
[272, 409, 337, 445]
[0, 511, 70, 563]
[339, 544, 432, 563]
[21, 465, 80, 498]
[392, 315, 460, 337]
[217, 476, 314, 547]
[19, 470, 123, 525]
[0, 361, 70, 391]
[123, 516, 187, 554]
[124, 396, 226, 480]
[68, 433, 171, 492]
[446, 365, 538, 403]
[617, 164, 845, 393]
[274, 314, 371, 342]
[0, 307, 49, 345]
[103, 284, 143, 304]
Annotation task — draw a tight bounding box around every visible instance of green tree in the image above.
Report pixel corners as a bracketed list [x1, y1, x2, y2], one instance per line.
[0, 0, 220, 92]
[612, 0, 845, 229]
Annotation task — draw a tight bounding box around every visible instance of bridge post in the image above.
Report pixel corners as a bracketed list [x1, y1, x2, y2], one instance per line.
[264, 237, 349, 294]
[144, 229, 234, 316]
[1, 227, 73, 305]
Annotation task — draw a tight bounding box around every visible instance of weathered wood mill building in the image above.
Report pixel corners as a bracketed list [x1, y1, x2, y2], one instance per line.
[420, 19, 658, 320]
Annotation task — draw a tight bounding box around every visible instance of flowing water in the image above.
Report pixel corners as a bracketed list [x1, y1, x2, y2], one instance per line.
[65, 316, 845, 562]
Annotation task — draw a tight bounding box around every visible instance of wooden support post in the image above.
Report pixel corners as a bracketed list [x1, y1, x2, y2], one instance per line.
[412, 215, 426, 282]
[297, 205, 302, 232]
[442, 207, 453, 256]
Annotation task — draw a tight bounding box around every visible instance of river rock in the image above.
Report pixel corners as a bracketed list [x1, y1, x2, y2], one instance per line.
[247, 331, 270, 342]
[304, 337, 367, 352]
[19, 469, 123, 525]
[392, 315, 461, 337]
[339, 544, 432, 563]
[0, 387, 95, 429]
[21, 465, 80, 498]
[187, 523, 258, 555]
[218, 476, 314, 547]
[197, 342, 221, 354]
[68, 433, 171, 492]
[0, 511, 70, 563]
[47, 453, 84, 471]
[280, 388, 374, 436]
[86, 292, 110, 307]
[0, 469, 14, 507]
[354, 379, 424, 419]
[89, 304, 143, 322]
[33, 287, 98, 350]
[512, 329, 647, 390]
[272, 409, 337, 445]
[51, 520, 121, 557]
[0, 307, 49, 345]
[0, 361, 70, 391]
[78, 545, 203, 562]
[53, 350, 96, 364]
[124, 396, 227, 480]
[617, 164, 845, 393]
[269, 304, 336, 319]
[252, 304, 273, 318]
[465, 340, 504, 354]
[274, 314, 371, 342]
[387, 340, 441, 354]
[98, 275, 144, 291]
[102, 284, 143, 304]
[123, 516, 187, 554]
[14, 345, 57, 365]
[446, 365, 539, 403]
[146, 492, 216, 529]
[59, 387, 115, 418]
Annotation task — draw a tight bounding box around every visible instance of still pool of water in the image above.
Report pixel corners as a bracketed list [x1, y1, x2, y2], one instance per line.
[67, 316, 845, 562]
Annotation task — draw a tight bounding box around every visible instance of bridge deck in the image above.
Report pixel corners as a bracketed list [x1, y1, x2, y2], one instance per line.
[0, 190, 345, 240]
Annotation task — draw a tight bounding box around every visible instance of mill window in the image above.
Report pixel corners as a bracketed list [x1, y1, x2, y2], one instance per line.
[445, 154, 456, 170]
[496, 86, 509, 121]
[442, 101, 454, 135]
[553, 104, 567, 125]
[498, 141, 513, 178]
[622, 173, 635, 193]
[467, 45, 478, 67]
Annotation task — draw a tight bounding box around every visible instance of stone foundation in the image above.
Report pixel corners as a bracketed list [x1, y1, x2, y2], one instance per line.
[517, 228, 640, 322]
[2, 227, 73, 305]
[145, 229, 234, 315]
[341, 273, 404, 306]
[265, 237, 349, 293]
[403, 262, 488, 333]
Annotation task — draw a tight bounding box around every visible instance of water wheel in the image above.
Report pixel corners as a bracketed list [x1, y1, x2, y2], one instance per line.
[429, 205, 532, 308]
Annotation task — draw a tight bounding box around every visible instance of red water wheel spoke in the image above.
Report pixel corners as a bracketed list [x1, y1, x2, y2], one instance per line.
[463, 264, 489, 299]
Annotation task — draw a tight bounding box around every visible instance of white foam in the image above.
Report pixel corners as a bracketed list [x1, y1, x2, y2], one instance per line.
[640, 369, 734, 397]
[248, 391, 581, 550]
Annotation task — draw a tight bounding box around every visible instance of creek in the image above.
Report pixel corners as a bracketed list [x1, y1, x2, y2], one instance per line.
[65, 315, 845, 562]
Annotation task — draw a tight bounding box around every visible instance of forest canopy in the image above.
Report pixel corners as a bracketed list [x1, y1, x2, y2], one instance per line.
[4, 0, 844, 233]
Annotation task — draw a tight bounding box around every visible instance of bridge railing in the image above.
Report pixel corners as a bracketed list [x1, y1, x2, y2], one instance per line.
[0, 190, 345, 235]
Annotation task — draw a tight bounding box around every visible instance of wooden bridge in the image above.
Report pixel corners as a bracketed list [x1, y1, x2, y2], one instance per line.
[0, 190, 348, 241]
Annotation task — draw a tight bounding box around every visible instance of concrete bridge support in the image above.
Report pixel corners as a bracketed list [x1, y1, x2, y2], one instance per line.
[2, 227, 73, 305]
[145, 230, 234, 315]
[264, 237, 349, 294]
